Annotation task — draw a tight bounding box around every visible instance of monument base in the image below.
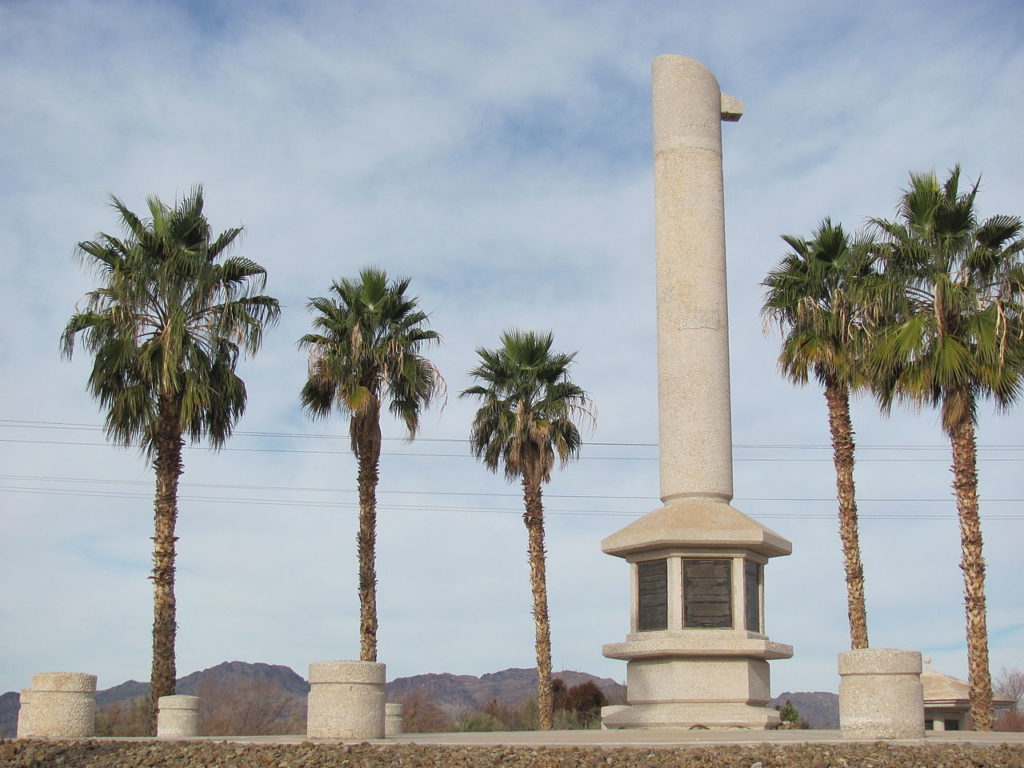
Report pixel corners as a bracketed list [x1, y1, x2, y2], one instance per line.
[601, 648, 791, 730]
[603, 700, 780, 730]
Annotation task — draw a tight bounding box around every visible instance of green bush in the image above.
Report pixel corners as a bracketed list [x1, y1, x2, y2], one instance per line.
[455, 713, 506, 732]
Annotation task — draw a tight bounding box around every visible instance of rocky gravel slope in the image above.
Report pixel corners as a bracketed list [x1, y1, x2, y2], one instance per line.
[2, 740, 1023, 768]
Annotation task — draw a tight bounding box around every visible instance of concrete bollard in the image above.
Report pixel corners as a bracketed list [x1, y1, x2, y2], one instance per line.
[839, 649, 924, 739]
[600, 705, 629, 730]
[307, 660, 386, 739]
[384, 702, 404, 737]
[157, 695, 200, 738]
[16, 689, 33, 738]
[28, 672, 97, 738]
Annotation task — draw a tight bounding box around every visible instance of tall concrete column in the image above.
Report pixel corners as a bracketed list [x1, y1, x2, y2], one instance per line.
[601, 56, 791, 731]
[653, 54, 742, 505]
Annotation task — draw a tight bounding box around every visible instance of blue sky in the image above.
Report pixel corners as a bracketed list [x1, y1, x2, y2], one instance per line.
[1, 0, 1022, 702]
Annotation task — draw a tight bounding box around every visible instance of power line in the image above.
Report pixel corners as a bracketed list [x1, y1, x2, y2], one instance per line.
[1, 486, 1020, 520]
[1, 474, 1020, 504]
[1, 438, 1020, 463]
[2, 419, 1021, 452]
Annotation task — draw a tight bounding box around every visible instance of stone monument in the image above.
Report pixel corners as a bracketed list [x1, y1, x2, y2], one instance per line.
[601, 55, 792, 730]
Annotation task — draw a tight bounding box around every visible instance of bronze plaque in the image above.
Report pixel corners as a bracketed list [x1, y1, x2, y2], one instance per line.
[744, 560, 761, 632]
[683, 559, 732, 628]
[637, 559, 668, 631]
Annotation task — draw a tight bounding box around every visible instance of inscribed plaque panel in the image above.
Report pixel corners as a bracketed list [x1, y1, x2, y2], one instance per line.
[683, 558, 732, 628]
[744, 560, 761, 632]
[637, 559, 668, 631]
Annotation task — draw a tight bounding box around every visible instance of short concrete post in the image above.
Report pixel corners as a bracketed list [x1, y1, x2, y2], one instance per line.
[16, 689, 33, 738]
[839, 649, 924, 739]
[307, 660, 386, 739]
[157, 695, 200, 738]
[28, 672, 96, 738]
[384, 702, 404, 737]
[600, 705, 629, 729]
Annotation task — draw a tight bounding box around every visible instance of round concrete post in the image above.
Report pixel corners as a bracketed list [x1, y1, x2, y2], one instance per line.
[29, 672, 96, 738]
[839, 649, 924, 739]
[384, 702, 404, 737]
[307, 660, 386, 739]
[157, 694, 200, 738]
[16, 689, 33, 738]
[600, 705, 629, 729]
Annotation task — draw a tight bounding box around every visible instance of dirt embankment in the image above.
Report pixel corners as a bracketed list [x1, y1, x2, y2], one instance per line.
[2, 740, 1024, 768]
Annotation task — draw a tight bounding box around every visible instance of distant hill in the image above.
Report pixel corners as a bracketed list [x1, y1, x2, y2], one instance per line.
[387, 667, 627, 716]
[0, 662, 836, 736]
[770, 691, 840, 729]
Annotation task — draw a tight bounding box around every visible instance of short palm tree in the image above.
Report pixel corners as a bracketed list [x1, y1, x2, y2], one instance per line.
[870, 167, 1024, 731]
[762, 218, 877, 650]
[460, 330, 594, 731]
[61, 187, 280, 731]
[299, 268, 443, 662]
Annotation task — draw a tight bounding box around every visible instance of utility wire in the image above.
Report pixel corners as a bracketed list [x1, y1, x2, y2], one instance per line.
[0, 474, 1020, 504]
[1, 419, 1021, 452]
[0, 438, 1020, 462]
[1, 486, 1019, 520]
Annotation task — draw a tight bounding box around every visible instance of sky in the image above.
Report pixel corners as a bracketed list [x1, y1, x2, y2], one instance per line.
[1, 0, 1022, 703]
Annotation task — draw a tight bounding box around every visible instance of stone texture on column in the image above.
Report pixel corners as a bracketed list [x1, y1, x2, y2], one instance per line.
[654, 54, 737, 505]
[839, 649, 925, 739]
[27, 672, 96, 738]
[384, 702, 404, 737]
[157, 694, 200, 738]
[307, 660, 386, 739]
[16, 689, 33, 739]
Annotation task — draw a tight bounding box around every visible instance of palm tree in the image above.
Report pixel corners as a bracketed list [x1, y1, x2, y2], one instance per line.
[460, 330, 593, 730]
[870, 167, 1024, 731]
[761, 219, 877, 650]
[299, 268, 443, 662]
[61, 187, 280, 730]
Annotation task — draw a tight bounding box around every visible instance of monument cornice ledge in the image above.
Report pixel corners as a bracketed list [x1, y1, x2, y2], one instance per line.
[601, 499, 791, 558]
[603, 634, 794, 661]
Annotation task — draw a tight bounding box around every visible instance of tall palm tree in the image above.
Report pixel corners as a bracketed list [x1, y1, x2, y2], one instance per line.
[61, 187, 280, 730]
[762, 219, 877, 650]
[460, 330, 593, 731]
[299, 268, 443, 662]
[870, 167, 1024, 731]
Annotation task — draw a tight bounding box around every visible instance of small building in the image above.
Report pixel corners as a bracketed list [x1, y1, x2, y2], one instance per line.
[921, 666, 1015, 731]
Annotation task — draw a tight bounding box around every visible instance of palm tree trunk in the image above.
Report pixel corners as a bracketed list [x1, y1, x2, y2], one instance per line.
[355, 418, 381, 663]
[950, 413, 993, 731]
[522, 475, 553, 731]
[823, 378, 869, 650]
[150, 395, 183, 733]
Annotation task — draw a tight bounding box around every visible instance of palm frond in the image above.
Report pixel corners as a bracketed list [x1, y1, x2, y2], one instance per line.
[63, 188, 280, 457]
[460, 329, 594, 486]
[298, 268, 443, 450]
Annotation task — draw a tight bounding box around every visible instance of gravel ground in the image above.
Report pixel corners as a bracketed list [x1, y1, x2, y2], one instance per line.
[2, 740, 1023, 768]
